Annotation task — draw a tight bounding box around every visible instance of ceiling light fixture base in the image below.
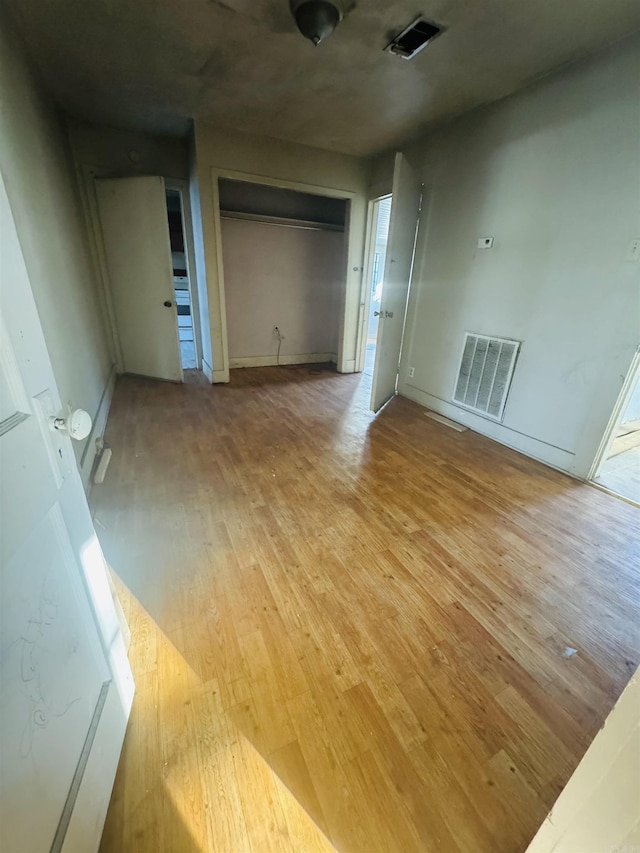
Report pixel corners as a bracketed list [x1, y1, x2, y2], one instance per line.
[289, 0, 346, 45]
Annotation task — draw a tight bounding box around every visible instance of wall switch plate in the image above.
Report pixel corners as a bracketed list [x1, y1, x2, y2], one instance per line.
[625, 238, 640, 262]
[408, 366, 415, 378]
[477, 237, 494, 249]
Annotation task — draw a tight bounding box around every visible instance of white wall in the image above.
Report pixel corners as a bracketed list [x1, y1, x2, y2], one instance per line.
[526, 668, 640, 853]
[221, 219, 344, 365]
[396, 34, 640, 478]
[368, 153, 395, 200]
[67, 120, 189, 181]
[0, 10, 112, 486]
[192, 124, 370, 381]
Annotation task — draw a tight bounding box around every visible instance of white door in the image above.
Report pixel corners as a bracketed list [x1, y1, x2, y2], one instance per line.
[370, 153, 422, 412]
[0, 174, 133, 852]
[95, 176, 182, 382]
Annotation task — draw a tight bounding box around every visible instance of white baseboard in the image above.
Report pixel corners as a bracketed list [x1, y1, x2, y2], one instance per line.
[230, 353, 335, 369]
[202, 357, 229, 384]
[338, 358, 356, 374]
[399, 381, 575, 473]
[201, 357, 214, 382]
[80, 364, 116, 491]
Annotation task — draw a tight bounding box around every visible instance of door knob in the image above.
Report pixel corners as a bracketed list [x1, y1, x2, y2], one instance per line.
[163, 300, 173, 307]
[49, 407, 92, 441]
[373, 310, 382, 316]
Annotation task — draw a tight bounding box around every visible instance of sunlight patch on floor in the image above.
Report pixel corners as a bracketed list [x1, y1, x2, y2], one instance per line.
[106, 570, 336, 852]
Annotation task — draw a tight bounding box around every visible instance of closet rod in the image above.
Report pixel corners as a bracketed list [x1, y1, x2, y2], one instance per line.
[219, 210, 344, 232]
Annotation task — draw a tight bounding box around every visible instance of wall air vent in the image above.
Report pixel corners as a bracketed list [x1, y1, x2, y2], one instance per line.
[453, 333, 521, 421]
[385, 17, 444, 60]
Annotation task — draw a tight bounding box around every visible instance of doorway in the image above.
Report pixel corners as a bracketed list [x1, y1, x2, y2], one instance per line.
[363, 153, 422, 412]
[217, 178, 348, 369]
[95, 176, 183, 382]
[165, 187, 198, 371]
[363, 196, 392, 377]
[590, 351, 640, 504]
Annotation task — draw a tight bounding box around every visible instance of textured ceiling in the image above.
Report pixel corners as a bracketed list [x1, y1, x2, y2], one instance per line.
[7, 0, 640, 156]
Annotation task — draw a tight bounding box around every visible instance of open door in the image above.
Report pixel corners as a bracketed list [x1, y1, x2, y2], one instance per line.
[370, 153, 422, 412]
[589, 347, 640, 504]
[95, 176, 182, 382]
[0, 175, 133, 851]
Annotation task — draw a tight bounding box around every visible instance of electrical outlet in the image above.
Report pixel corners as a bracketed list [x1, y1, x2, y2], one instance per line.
[477, 236, 494, 249]
[408, 366, 415, 379]
[625, 238, 640, 262]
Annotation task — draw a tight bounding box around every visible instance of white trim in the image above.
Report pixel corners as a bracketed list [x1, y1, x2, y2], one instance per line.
[355, 194, 392, 373]
[81, 363, 116, 490]
[588, 479, 640, 509]
[335, 199, 353, 374]
[201, 357, 214, 382]
[202, 357, 228, 385]
[399, 382, 576, 472]
[587, 345, 640, 481]
[230, 353, 335, 369]
[165, 179, 203, 372]
[210, 173, 231, 380]
[355, 199, 376, 373]
[339, 359, 356, 373]
[525, 670, 640, 853]
[74, 162, 124, 372]
[212, 167, 357, 200]
[209, 167, 357, 381]
[220, 211, 345, 232]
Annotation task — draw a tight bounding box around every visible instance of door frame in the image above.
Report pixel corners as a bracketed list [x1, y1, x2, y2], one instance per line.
[165, 179, 203, 371]
[75, 162, 125, 373]
[368, 152, 423, 412]
[588, 345, 640, 481]
[209, 167, 357, 380]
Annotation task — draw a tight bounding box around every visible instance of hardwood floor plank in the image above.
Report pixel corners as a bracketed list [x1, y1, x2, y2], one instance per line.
[344, 681, 460, 851]
[344, 749, 424, 852]
[94, 366, 640, 852]
[190, 687, 254, 852]
[268, 739, 329, 838]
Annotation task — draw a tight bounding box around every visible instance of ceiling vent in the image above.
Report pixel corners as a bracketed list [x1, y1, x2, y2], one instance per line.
[385, 17, 444, 59]
[453, 333, 521, 421]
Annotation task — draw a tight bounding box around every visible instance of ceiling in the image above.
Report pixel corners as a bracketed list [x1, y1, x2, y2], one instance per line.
[7, 0, 640, 156]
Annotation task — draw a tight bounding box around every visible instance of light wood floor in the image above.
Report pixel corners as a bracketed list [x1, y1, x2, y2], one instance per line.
[93, 365, 640, 853]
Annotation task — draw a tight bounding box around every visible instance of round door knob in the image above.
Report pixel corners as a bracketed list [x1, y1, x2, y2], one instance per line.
[49, 408, 92, 441]
[163, 300, 173, 307]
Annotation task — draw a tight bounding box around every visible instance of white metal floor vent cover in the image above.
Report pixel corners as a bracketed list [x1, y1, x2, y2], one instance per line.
[453, 333, 520, 421]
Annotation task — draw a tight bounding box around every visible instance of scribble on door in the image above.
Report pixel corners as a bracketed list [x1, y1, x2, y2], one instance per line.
[8, 569, 82, 758]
